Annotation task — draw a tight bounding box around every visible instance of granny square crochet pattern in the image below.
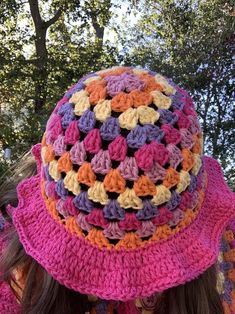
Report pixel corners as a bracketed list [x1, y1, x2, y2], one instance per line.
[13, 66, 235, 301]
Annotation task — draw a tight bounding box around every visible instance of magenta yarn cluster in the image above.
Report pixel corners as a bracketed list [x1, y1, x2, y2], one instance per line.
[35, 67, 207, 251]
[11, 66, 235, 301]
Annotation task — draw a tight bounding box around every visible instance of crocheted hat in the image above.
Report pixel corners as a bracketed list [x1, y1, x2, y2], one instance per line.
[12, 66, 235, 301]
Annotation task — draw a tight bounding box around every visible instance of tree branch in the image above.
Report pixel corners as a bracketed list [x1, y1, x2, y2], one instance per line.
[91, 15, 104, 40]
[28, 0, 42, 27]
[28, 0, 63, 30]
[45, 7, 63, 28]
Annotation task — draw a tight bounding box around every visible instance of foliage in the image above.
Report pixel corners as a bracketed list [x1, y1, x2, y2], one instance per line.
[0, 0, 120, 177]
[122, 0, 235, 187]
[0, 0, 234, 189]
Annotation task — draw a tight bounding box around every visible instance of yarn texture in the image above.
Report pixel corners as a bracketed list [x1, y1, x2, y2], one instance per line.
[9, 66, 235, 301]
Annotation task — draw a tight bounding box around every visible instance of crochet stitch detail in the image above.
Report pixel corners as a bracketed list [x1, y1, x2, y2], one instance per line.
[39, 66, 208, 250]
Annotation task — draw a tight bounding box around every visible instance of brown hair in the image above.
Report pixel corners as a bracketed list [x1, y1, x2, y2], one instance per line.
[0, 153, 224, 314]
[0, 228, 91, 314]
[0, 152, 37, 218]
[153, 267, 224, 314]
[0, 153, 92, 313]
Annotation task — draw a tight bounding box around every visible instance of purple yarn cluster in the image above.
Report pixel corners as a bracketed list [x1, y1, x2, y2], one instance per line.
[127, 125, 164, 149]
[144, 124, 164, 142]
[73, 192, 93, 213]
[78, 110, 96, 133]
[103, 200, 125, 220]
[55, 179, 68, 199]
[0, 215, 5, 231]
[188, 175, 197, 192]
[136, 200, 158, 220]
[100, 117, 120, 141]
[159, 109, 178, 125]
[166, 191, 181, 211]
[44, 166, 53, 182]
[105, 72, 145, 97]
[61, 108, 75, 129]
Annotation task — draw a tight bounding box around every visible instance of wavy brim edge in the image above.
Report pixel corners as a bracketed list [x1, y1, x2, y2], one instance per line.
[13, 156, 235, 301]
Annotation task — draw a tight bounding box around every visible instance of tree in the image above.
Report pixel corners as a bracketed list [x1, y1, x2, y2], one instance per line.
[122, 0, 235, 187]
[0, 0, 234, 189]
[0, 0, 120, 177]
[28, 0, 64, 113]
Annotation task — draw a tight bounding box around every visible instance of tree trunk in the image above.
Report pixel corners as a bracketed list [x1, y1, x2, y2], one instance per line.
[28, 0, 62, 113]
[91, 16, 104, 41]
[34, 26, 48, 113]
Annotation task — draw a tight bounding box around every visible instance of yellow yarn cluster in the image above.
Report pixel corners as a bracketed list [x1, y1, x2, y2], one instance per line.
[71, 90, 90, 116]
[49, 160, 61, 181]
[152, 185, 172, 205]
[154, 74, 176, 95]
[87, 181, 109, 205]
[64, 170, 81, 195]
[117, 188, 143, 209]
[176, 170, 191, 193]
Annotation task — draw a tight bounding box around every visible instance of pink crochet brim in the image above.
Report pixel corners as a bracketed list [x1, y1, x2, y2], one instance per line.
[13, 156, 235, 301]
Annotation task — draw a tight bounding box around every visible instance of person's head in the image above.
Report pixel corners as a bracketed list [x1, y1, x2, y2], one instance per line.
[0, 66, 234, 314]
[0, 220, 224, 314]
[0, 155, 91, 314]
[0, 152, 36, 215]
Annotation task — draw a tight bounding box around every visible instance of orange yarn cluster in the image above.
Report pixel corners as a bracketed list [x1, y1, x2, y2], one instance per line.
[40, 173, 207, 250]
[41, 66, 206, 251]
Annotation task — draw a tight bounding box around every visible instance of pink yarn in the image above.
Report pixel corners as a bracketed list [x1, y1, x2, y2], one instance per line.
[152, 207, 173, 226]
[7, 66, 235, 305]
[176, 87, 196, 117]
[188, 115, 201, 135]
[161, 124, 181, 145]
[174, 109, 191, 129]
[91, 150, 112, 174]
[119, 213, 142, 231]
[144, 162, 166, 183]
[69, 141, 86, 165]
[167, 144, 183, 169]
[46, 114, 63, 144]
[118, 157, 139, 181]
[134, 144, 154, 172]
[64, 196, 78, 216]
[45, 182, 58, 199]
[86, 209, 109, 228]
[31, 143, 42, 173]
[0, 281, 21, 314]
[137, 221, 156, 238]
[150, 142, 169, 166]
[84, 129, 102, 154]
[169, 209, 184, 227]
[179, 191, 193, 211]
[183, 96, 197, 117]
[103, 223, 125, 239]
[56, 199, 69, 217]
[180, 129, 194, 149]
[10, 157, 235, 301]
[53, 135, 66, 156]
[0, 223, 27, 313]
[108, 135, 127, 161]
[64, 121, 80, 145]
[76, 212, 92, 231]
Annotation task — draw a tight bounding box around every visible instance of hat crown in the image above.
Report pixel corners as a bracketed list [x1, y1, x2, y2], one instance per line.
[41, 66, 206, 250]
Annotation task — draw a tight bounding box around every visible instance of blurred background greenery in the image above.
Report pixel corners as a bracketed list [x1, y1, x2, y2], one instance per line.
[0, 0, 234, 188]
